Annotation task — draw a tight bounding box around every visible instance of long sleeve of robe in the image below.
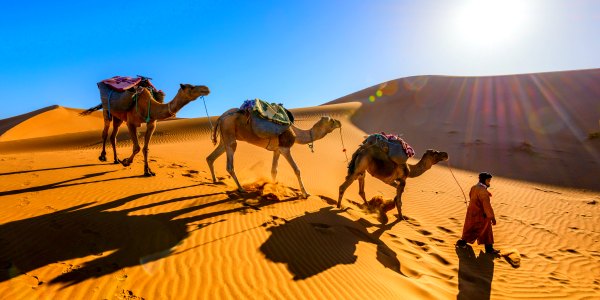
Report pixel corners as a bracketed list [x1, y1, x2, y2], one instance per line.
[461, 183, 495, 245]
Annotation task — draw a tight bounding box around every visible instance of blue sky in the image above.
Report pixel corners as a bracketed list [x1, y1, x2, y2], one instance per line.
[1, 0, 599, 119]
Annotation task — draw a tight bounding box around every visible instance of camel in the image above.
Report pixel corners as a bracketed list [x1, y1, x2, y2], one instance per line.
[337, 140, 448, 220]
[207, 108, 342, 198]
[81, 83, 210, 176]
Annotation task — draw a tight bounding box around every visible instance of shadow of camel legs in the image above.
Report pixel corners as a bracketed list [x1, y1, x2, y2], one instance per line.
[456, 245, 495, 300]
[259, 206, 403, 280]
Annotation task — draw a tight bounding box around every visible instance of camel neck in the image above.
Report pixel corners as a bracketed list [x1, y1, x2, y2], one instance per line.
[408, 158, 434, 178]
[292, 125, 323, 144]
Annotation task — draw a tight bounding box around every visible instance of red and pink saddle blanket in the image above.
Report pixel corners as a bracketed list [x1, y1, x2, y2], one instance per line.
[101, 76, 158, 92]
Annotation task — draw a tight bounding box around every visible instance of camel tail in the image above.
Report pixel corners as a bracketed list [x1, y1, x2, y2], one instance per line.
[79, 104, 102, 116]
[211, 116, 221, 146]
[347, 145, 364, 176]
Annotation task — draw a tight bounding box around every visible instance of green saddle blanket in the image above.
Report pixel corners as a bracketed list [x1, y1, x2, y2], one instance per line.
[250, 99, 293, 125]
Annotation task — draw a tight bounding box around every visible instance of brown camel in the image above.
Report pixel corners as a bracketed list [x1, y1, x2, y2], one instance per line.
[338, 142, 448, 219]
[81, 83, 210, 176]
[207, 109, 342, 198]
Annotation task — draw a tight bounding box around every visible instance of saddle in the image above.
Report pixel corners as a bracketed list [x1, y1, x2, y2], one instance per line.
[362, 132, 415, 165]
[101, 75, 165, 103]
[239, 99, 294, 139]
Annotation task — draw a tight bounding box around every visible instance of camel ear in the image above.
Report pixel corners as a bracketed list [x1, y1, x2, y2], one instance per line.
[180, 84, 187, 90]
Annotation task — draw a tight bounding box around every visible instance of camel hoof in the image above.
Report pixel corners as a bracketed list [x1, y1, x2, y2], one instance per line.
[113, 160, 120, 164]
[378, 211, 389, 224]
[301, 193, 310, 199]
[119, 159, 131, 167]
[99, 155, 107, 162]
[144, 169, 156, 177]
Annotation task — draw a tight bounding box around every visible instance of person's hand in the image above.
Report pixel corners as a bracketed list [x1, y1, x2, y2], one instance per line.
[491, 217, 497, 225]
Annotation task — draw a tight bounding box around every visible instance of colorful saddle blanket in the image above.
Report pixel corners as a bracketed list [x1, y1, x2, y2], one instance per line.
[240, 99, 293, 125]
[101, 76, 159, 92]
[368, 132, 415, 158]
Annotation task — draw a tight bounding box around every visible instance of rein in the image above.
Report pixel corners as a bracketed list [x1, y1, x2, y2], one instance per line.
[308, 129, 314, 153]
[446, 159, 468, 207]
[339, 127, 349, 163]
[202, 96, 214, 133]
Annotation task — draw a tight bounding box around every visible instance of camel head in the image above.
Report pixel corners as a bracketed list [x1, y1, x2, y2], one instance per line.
[178, 84, 211, 102]
[315, 116, 342, 133]
[422, 149, 449, 165]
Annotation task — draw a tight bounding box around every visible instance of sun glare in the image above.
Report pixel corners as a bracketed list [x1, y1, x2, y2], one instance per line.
[452, 0, 529, 49]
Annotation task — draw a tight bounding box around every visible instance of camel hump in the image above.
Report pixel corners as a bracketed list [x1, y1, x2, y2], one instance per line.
[240, 99, 293, 139]
[363, 132, 415, 163]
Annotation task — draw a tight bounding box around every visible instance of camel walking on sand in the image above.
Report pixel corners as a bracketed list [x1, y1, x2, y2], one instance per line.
[338, 136, 448, 220]
[207, 108, 341, 198]
[81, 83, 210, 176]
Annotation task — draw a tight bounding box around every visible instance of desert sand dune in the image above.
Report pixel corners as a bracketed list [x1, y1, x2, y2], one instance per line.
[1, 70, 599, 299]
[327, 69, 600, 191]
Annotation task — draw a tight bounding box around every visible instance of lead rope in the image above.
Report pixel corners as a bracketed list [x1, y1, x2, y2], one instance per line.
[308, 129, 314, 153]
[339, 127, 349, 163]
[202, 96, 214, 133]
[446, 160, 468, 207]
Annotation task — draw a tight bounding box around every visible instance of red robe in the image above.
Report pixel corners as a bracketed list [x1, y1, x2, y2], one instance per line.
[461, 183, 495, 245]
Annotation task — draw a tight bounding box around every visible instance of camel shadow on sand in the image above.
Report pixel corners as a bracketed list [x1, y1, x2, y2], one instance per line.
[456, 245, 495, 300]
[0, 181, 298, 287]
[259, 206, 403, 280]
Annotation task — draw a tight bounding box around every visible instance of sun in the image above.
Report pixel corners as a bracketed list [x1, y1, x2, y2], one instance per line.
[452, 0, 529, 49]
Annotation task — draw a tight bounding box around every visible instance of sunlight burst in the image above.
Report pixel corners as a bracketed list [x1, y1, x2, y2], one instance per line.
[453, 0, 529, 49]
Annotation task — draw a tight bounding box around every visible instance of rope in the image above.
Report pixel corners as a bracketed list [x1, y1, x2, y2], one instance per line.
[146, 95, 151, 122]
[308, 129, 314, 153]
[446, 160, 468, 207]
[106, 90, 113, 119]
[202, 96, 214, 133]
[339, 127, 349, 163]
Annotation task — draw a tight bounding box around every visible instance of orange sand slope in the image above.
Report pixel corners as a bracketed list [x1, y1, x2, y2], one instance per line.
[1, 70, 599, 299]
[0, 105, 104, 142]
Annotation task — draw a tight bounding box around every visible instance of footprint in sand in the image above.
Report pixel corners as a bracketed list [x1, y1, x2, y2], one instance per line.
[436, 226, 454, 234]
[429, 252, 451, 265]
[429, 237, 445, 244]
[417, 229, 432, 236]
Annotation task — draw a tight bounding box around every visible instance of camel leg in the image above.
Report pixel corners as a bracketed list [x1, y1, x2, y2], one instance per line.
[271, 149, 280, 181]
[395, 177, 407, 219]
[358, 172, 368, 204]
[142, 121, 157, 176]
[110, 118, 123, 164]
[120, 123, 140, 168]
[337, 172, 361, 208]
[280, 147, 308, 198]
[99, 118, 110, 162]
[225, 141, 245, 192]
[206, 141, 226, 183]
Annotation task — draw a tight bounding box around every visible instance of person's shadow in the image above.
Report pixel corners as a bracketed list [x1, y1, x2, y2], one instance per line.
[456, 245, 495, 300]
[259, 206, 403, 280]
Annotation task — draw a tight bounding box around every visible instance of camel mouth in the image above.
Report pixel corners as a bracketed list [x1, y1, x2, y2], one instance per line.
[200, 87, 211, 96]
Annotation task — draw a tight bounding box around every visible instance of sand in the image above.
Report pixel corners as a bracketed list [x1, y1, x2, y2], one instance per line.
[1, 69, 599, 299]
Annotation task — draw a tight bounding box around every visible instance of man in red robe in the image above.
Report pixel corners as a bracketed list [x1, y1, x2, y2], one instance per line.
[456, 172, 499, 254]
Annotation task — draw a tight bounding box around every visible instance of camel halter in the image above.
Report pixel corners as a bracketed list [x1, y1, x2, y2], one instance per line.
[446, 159, 468, 207]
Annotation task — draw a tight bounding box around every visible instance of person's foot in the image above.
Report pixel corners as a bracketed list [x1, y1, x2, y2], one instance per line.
[485, 244, 500, 254]
[456, 239, 467, 248]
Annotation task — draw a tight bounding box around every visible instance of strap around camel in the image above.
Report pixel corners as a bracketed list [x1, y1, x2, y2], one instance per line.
[240, 99, 293, 125]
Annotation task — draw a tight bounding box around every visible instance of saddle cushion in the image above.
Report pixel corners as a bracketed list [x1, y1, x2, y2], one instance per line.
[240, 99, 293, 139]
[101, 76, 159, 93]
[366, 132, 415, 158]
[240, 99, 293, 125]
